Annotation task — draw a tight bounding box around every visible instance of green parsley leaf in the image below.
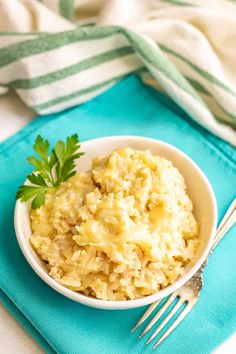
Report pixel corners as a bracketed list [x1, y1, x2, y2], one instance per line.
[16, 133, 83, 209]
[16, 185, 49, 202]
[31, 191, 47, 209]
[27, 173, 48, 186]
[26, 156, 50, 172]
[33, 135, 50, 162]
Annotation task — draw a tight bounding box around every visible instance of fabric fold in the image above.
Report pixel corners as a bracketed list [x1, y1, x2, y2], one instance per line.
[0, 0, 235, 145]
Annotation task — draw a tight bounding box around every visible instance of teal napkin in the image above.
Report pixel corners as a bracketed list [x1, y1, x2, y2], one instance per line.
[0, 76, 236, 354]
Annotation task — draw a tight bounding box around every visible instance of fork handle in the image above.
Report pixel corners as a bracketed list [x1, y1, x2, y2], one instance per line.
[191, 199, 236, 285]
[211, 199, 236, 252]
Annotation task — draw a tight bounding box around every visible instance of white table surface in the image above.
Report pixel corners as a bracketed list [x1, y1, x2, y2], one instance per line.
[1, 91, 235, 354]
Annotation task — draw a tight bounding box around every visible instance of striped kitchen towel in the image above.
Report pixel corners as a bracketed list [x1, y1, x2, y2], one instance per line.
[0, 0, 236, 145]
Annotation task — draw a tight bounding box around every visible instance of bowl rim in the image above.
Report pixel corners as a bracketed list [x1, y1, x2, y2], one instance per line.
[14, 135, 218, 309]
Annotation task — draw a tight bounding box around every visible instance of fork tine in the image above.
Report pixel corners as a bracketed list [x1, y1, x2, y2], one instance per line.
[131, 300, 161, 333]
[139, 294, 176, 338]
[146, 299, 183, 344]
[153, 300, 196, 349]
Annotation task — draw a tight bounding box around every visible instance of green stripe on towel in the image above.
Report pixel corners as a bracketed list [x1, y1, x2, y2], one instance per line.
[59, 0, 75, 20]
[2, 47, 134, 89]
[159, 43, 236, 98]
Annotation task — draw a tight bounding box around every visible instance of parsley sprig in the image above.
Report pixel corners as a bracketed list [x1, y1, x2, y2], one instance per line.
[16, 134, 84, 209]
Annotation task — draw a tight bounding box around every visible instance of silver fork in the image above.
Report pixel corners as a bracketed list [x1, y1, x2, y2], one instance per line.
[132, 198, 236, 349]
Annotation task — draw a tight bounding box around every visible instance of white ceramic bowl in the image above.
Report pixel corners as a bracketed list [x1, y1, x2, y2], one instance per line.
[15, 136, 217, 310]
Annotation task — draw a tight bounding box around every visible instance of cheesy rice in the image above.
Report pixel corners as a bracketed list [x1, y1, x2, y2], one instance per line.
[30, 148, 199, 300]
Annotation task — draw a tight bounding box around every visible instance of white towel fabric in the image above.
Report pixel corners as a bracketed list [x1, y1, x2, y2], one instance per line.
[0, 0, 236, 145]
